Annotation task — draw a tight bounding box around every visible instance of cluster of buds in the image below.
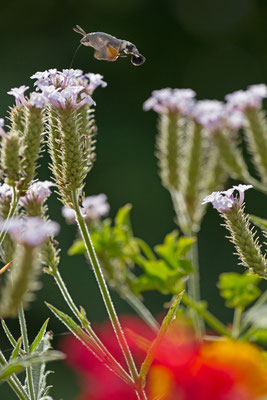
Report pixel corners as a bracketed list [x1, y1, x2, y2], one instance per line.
[0, 217, 59, 317]
[30, 68, 107, 206]
[203, 184, 267, 278]
[144, 89, 226, 233]
[144, 84, 267, 234]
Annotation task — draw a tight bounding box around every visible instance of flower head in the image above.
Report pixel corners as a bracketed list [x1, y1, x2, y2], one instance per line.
[1, 217, 60, 247]
[225, 84, 267, 112]
[191, 100, 226, 131]
[19, 180, 54, 206]
[7, 85, 29, 106]
[143, 88, 196, 115]
[31, 69, 106, 109]
[202, 184, 252, 211]
[85, 73, 108, 93]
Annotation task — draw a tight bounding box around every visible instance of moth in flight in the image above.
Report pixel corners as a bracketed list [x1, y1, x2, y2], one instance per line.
[72, 25, 146, 66]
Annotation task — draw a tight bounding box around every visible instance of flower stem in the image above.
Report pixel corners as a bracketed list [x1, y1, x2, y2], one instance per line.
[187, 237, 205, 340]
[0, 350, 29, 400]
[232, 307, 243, 338]
[71, 190, 146, 399]
[182, 293, 232, 338]
[51, 268, 134, 386]
[18, 305, 35, 400]
[0, 186, 19, 247]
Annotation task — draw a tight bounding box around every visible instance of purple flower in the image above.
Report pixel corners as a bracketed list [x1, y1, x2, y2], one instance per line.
[225, 84, 267, 112]
[1, 217, 60, 248]
[143, 88, 196, 115]
[191, 100, 226, 131]
[0, 118, 7, 137]
[85, 73, 107, 93]
[82, 194, 110, 220]
[7, 85, 29, 106]
[62, 194, 110, 224]
[202, 184, 252, 211]
[19, 180, 54, 206]
[61, 206, 76, 224]
[28, 92, 48, 109]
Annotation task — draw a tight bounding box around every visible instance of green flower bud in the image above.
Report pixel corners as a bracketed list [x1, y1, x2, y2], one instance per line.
[213, 128, 249, 180]
[223, 203, 267, 278]
[244, 108, 267, 184]
[156, 112, 183, 191]
[18, 106, 44, 192]
[0, 245, 41, 317]
[1, 130, 21, 186]
[8, 105, 26, 136]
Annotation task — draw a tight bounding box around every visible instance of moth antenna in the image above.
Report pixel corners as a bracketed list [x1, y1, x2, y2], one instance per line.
[69, 43, 83, 69]
[73, 25, 87, 36]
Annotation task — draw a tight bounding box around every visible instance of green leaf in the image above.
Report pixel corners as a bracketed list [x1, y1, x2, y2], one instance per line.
[30, 318, 50, 353]
[218, 272, 261, 309]
[249, 329, 267, 345]
[154, 231, 194, 271]
[68, 239, 86, 255]
[115, 204, 133, 230]
[0, 351, 64, 382]
[250, 214, 267, 231]
[10, 337, 22, 361]
[1, 320, 20, 351]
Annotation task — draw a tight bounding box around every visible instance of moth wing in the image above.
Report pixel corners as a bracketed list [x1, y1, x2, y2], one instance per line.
[93, 46, 118, 62]
[106, 45, 119, 61]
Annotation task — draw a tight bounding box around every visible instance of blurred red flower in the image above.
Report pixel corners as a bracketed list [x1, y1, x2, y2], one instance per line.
[60, 316, 267, 400]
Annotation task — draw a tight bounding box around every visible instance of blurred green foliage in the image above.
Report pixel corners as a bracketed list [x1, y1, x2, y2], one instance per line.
[1, 0, 267, 398]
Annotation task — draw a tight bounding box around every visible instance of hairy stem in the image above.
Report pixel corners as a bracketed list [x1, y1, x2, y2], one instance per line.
[18, 305, 35, 400]
[71, 189, 146, 399]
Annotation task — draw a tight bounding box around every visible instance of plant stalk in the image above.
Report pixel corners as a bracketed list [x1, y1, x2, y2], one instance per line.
[71, 190, 146, 399]
[18, 305, 35, 400]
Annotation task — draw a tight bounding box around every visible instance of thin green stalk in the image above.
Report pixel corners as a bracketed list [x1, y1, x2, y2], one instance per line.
[139, 293, 183, 387]
[18, 305, 35, 400]
[232, 307, 243, 338]
[0, 186, 19, 247]
[187, 237, 205, 340]
[182, 293, 232, 338]
[52, 268, 134, 387]
[121, 290, 159, 333]
[71, 190, 146, 399]
[0, 350, 29, 400]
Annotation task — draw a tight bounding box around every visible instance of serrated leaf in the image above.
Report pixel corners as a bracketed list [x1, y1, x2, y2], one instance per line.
[154, 231, 194, 271]
[0, 351, 64, 382]
[68, 240, 86, 255]
[250, 214, 267, 231]
[10, 337, 22, 361]
[30, 318, 50, 353]
[218, 272, 261, 309]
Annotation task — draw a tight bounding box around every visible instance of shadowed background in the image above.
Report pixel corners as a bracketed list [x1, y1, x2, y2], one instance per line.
[0, 0, 267, 398]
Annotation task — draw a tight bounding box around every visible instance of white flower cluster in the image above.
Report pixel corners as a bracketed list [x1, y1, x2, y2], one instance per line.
[144, 84, 267, 132]
[7, 69, 107, 110]
[202, 184, 252, 211]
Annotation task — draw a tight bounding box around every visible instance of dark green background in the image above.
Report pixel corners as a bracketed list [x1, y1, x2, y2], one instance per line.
[1, 0, 267, 398]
